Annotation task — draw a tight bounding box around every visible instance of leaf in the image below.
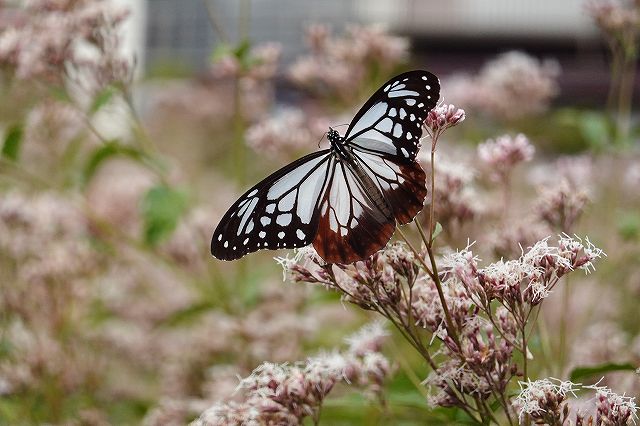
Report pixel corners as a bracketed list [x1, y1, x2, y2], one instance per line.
[141, 185, 188, 246]
[617, 211, 640, 241]
[211, 42, 233, 62]
[2, 124, 23, 161]
[82, 141, 147, 186]
[90, 86, 116, 114]
[431, 222, 443, 242]
[578, 112, 611, 150]
[569, 362, 636, 382]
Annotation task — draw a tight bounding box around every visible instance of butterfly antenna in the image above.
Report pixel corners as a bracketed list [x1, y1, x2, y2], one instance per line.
[334, 123, 350, 128]
[317, 132, 326, 148]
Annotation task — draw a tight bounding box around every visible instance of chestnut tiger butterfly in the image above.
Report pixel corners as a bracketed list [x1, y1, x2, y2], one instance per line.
[211, 70, 440, 263]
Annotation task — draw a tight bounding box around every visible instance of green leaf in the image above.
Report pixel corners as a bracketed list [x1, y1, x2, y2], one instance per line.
[617, 211, 640, 241]
[578, 112, 611, 150]
[82, 141, 147, 186]
[431, 222, 443, 242]
[234, 39, 252, 64]
[569, 362, 636, 382]
[211, 43, 233, 62]
[2, 124, 23, 161]
[90, 86, 116, 114]
[141, 185, 188, 246]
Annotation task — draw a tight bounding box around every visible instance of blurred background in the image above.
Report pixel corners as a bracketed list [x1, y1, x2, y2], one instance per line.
[0, 0, 638, 424]
[140, 0, 624, 105]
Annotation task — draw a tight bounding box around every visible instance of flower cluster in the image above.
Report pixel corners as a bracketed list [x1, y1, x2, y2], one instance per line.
[424, 104, 466, 144]
[419, 152, 480, 234]
[446, 51, 560, 121]
[515, 378, 638, 426]
[278, 235, 604, 423]
[514, 378, 578, 424]
[586, 0, 640, 48]
[211, 42, 281, 82]
[478, 133, 535, 182]
[0, 0, 132, 92]
[288, 24, 408, 103]
[245, 109, 335, 158]
[449, 235, 605, 308]
[535, 178, 590, 231]
[193, 322, 392, 426]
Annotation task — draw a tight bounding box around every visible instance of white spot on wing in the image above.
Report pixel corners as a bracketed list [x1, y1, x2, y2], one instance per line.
[296, 229, 305, 240]
[388, 90, 419, 98]
[276, 213, 292, 226]
[267, 156, 326, 200]
[393, 123, 402, 138]
[377, 117, 393, 133]
[260, 216, 271, 226]
[278, 191, 296, 211]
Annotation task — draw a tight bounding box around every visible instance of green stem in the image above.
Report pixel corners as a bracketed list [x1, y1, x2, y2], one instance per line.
[429, 148, 436, 240]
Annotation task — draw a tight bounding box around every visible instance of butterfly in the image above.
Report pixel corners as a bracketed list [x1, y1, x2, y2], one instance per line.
[211, 70, 440, 264]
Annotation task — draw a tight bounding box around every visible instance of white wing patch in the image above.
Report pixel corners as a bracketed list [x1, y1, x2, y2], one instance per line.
[267, 155, 326, 200]
[347, 102, 388, 136]
[352, 150, 405, 192]
[323, 162, 377, 236]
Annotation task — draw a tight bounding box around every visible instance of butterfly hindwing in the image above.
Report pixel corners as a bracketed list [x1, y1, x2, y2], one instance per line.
[345, 70, 440, 161]
[313, 159, 395, 263]
[351, 148, 428, 225]
[211, 150, 332, 260]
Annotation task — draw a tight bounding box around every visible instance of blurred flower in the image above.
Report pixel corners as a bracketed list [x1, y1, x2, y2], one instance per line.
[419, 152, 480, 232]
[485, 219, 552, 259]
[586, 0, 640, 47]
[624, 160, 640, 192]
[86, 159, 156, 237]
[535, 178, 590, 231]
[570, 321, 630, 367]
[528, 155, 594, 190]
[246, 109, 329, 158]
[15, 99, 86, 176]
[445, 51, 560, 121]
[478, 133, 535, 182]
[193, 322, 392, 426]
[211, 42, 281, 82]
[0, 0, 133, 92]
[288, 24, 408, 103]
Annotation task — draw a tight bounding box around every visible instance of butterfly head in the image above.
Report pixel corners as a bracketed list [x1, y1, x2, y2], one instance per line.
[327, 127, 342, 144]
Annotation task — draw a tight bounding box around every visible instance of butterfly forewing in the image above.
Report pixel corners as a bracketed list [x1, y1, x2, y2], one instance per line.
[211, 150, 332, 260]
[345, 70, 440, 161]
[313, 159, 395, 263]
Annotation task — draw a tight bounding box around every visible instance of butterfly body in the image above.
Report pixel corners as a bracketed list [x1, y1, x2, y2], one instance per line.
[327, 127, 394, 221]
[211, 70, 440, 264]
